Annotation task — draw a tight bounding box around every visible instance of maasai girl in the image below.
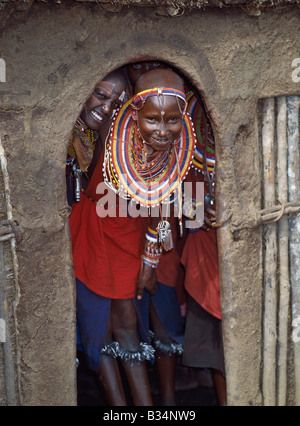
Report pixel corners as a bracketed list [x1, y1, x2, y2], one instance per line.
[125, 61, 189, 406]
[70, 68, 196, 406]
[181, 91, 227, 406]
[66, 69, 127, 204]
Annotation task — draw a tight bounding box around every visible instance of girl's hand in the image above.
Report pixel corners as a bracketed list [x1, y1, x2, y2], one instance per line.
[136, 260, 158, 300]
[201, 205, 216, 231]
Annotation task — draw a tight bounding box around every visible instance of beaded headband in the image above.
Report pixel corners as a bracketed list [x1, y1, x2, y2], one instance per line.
[131, 87, 187, 114]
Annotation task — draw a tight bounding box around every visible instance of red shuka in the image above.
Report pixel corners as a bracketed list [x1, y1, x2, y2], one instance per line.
[181, 228, 221, 320]
[70, 150, 143, 299]
[181, 168, 221, 319]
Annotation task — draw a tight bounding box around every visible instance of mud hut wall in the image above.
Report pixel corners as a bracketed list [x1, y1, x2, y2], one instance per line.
[0, 3, 299, 405]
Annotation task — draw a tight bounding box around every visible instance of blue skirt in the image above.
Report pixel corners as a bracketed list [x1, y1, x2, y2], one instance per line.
[76, 278, 111, 372]
[76, 279, 184, 372]
[136, 282, 185, 346]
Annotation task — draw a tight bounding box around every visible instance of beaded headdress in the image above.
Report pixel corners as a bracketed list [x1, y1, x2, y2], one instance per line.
[131, 87, 187, 115]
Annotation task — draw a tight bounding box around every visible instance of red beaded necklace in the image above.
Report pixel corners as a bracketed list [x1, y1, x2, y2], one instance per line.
[130, 126, 173, 183]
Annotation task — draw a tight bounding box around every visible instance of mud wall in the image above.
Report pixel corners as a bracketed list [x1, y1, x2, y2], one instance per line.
[0, 1, 299, 405]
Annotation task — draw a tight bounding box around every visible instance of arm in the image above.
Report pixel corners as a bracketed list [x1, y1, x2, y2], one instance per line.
[201, 205, 216, 231]
[136, 216, 161, 300]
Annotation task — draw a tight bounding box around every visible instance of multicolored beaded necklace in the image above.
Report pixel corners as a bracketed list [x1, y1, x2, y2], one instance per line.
[67, 117, 96, 171]
[130, 126, 173, 183]
[103, 91, 196, 208]
[186, 91, 216, 206]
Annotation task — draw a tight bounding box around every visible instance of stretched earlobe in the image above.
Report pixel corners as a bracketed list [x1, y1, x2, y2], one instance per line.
[129, 104, 138, 121]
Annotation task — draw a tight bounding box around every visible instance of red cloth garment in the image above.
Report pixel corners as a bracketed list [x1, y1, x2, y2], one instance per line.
[156, 247, 180, 288]
[70, 149, 143, 299]
[181, 167, 221, 320]
[181, 228, 221, 320]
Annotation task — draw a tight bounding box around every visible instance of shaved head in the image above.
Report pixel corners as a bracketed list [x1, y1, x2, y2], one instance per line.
[134, 69, 184, 95]
[102, 68, 127, 87]
[131, 68, 187, 153]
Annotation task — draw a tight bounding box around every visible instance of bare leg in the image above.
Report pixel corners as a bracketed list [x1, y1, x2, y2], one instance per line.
[111, 299, 153, 406]
[149, 301, 177, 406]
[97, 354, 127, 406]
[212, 369, 227, 406]
[120, 361, 153, 406]
[96, 310, 127, 405]
[155, 354, 177, 405]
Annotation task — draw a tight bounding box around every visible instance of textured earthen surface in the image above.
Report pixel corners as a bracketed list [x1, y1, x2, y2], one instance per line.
[0, 1, 299, 405]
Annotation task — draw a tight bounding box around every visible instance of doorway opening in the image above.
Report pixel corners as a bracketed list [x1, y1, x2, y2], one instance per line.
[66, 59, 224, 406]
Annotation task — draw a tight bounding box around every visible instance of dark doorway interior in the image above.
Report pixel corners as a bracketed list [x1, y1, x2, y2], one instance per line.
[76, 350, 219, 406]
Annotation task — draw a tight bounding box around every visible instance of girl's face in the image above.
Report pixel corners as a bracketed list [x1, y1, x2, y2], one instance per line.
[136, 95, 184, 152]
[80, 77, 125, 131]
[127, 61, 165, 88]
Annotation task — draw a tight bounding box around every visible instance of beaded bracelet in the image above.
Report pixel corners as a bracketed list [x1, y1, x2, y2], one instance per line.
[144, 241, 163, 257]
[145, 226, 158, 244]
[142, 227, 162, 268]
[142, 255, 160, 269]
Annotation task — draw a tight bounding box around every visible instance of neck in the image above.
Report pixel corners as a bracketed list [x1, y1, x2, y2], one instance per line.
[136, 127, 171, 157]
[131, 128, 172, 179]
[75, 117, 88, 131]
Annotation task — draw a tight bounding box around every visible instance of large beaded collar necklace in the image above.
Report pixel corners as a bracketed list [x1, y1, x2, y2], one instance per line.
[186, 92, 215, 174]
[186, 91, 216, 207]
[130, 125, 173, 183]
[103, 87, 196, 209]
